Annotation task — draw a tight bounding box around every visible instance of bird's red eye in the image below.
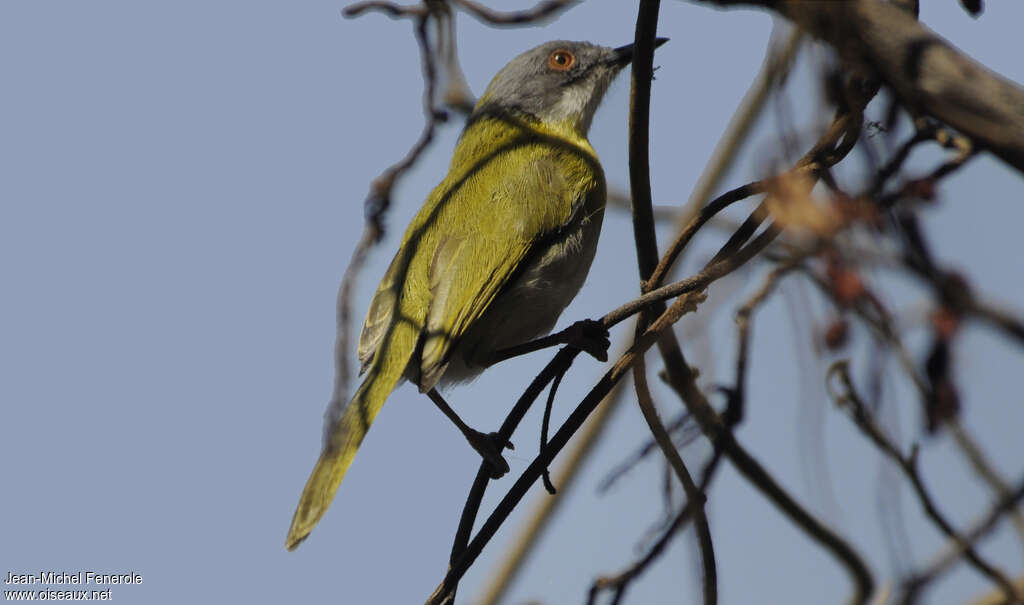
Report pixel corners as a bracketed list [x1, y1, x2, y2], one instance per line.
[547, 49, 575, 72]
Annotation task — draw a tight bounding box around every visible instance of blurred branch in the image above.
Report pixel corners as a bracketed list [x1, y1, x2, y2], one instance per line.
[327, 12, 442, 429]
[948, 420, 1024, 549]
[449, 0, 577, 25]
[901, 474, 1024, 603]
[828, 361, 1022, 603]
[734, 258, 804, 408]
[588, 433, 731, 605]
[662, 346, 875, 605]
[698, 0, 1024, 173]
[649, 72, 879, 605]
[962, 576, 1024, 605]
[598, 410, 699, 493]
[343, 0, 428, 18]
[678, 26, 802, 231]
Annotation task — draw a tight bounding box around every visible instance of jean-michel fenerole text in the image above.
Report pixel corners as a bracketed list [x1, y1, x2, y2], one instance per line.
[4, 571, 142, 585]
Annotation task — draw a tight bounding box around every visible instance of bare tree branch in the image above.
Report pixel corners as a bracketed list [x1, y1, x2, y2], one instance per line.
[449, 0, 576, 25]
[698, 0, 1024, 172]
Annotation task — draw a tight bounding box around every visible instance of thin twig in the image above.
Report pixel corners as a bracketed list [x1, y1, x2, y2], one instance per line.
[948, 419, 1024, 550]
[426, 287, 708, 605]
[630, 353, 716, 605]
[647, 179, 770, 289]
[828, 361, 1022, 603]
[589, 429, 733, 605]
[449, 0, 577, 25]
[662, 347, 875, 605]
[598, 410, 699, 494]
[473, 340, 635, 605]
[325, 14, 442, 435]
[646, 97, 880, 599]
[540, 370, 564, 494]
[676, 26, 803, 243]
[900, 475, 1024, 604]
[343, 0, 427, 18]
[438, 348, 580, 605]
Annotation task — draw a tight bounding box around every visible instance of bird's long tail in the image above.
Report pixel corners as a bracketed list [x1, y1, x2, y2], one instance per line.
[285, 321, 417, 550]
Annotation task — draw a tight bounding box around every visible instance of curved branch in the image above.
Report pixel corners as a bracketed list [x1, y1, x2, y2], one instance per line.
[631, 355, 716, 605]
[450, 0, 577, 25]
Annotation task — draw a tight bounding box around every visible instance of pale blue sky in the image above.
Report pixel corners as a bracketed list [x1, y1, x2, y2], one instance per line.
[3, 2, 1023, 604]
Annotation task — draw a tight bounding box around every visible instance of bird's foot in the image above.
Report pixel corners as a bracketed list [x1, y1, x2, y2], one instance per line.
[564, 319, 610, 362]
[465, 430, 513, 479]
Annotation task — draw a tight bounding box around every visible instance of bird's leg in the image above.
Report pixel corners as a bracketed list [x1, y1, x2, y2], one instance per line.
[426, 388, 512, 479]
[486, 319, 610, 366]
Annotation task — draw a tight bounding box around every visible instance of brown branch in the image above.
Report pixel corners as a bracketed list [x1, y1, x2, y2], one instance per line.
[474, 343, 635, 605]
[588, 505, 696, 605]
[343, 0, 427, 18]
[948, 420, 1024, 548]
[678, 26, 803, 233]
[961, 576, 1024, 605]
[598, 410, 699, 494]
[588, 444, 729, 605]
[629, 354, 716, 605]
[968, 298, 1024, 347]
[700, 0, 1024, 173]
[628, 0, 665, 284]
[437, 347, 580, 605]
[601, 24, 875, 605]
[326, 13, 442, 431]
[449, 0, 576, 25]
[647, 179, 768, 289]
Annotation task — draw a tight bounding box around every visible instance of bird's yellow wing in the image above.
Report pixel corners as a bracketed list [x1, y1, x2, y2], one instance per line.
[357, 252, 400, 375]
[416, 149, 581, 390]
[357, 115, 602, 391]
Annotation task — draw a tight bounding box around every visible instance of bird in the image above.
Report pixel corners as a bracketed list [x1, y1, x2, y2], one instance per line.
[286, 38, 667, 550]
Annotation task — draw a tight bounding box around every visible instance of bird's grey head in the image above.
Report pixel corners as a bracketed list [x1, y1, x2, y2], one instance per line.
[475, 39, 667, 135]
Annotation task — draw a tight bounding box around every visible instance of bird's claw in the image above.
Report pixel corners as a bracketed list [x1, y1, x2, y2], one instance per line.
[566, 319, 610, 362]
[466, 430, 513, 479]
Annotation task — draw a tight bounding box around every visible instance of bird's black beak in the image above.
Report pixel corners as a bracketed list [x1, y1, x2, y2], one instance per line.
[609, 37, 669, 67]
